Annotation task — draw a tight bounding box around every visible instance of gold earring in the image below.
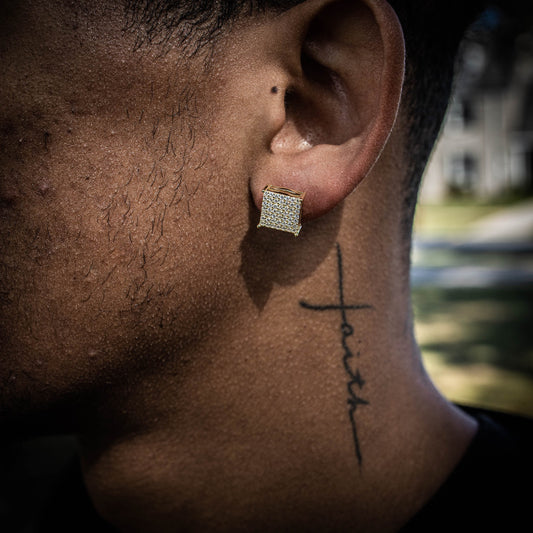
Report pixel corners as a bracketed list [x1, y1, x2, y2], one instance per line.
[257, 185, 306, 237]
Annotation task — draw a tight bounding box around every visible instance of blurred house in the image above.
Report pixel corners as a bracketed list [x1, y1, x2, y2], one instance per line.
[421, 6, 533, 203]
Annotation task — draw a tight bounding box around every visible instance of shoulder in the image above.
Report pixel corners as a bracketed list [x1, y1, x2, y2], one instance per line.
[402, 405, 533, 532]
[461, 404, 533, 459]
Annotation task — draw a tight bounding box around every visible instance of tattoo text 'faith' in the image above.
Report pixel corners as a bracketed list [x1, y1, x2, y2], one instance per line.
[300, 243, 373, 467]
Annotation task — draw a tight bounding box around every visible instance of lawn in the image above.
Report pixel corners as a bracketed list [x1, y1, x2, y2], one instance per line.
[414, 202, 504, 238]
[412, 286, 533, 416]
[412, 198, 533, 417]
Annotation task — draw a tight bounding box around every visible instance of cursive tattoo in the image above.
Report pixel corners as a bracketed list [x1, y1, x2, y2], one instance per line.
[300, 243, 373, 466]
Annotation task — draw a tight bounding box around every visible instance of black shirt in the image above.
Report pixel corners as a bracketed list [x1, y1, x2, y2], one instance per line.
[401, 405, 533, 532]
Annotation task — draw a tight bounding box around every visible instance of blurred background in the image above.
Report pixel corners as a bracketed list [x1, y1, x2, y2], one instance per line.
[2, 4, 533, 532]
[412, 2, 533, 416]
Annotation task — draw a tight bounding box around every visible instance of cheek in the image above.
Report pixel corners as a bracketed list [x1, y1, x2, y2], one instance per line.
[0, 1, 252, 420]
[0, 105, 246, 418]
[0, 132, 136, 411]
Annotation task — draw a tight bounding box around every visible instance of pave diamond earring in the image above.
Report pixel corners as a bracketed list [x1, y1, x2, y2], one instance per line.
[257, 185, 306, 237]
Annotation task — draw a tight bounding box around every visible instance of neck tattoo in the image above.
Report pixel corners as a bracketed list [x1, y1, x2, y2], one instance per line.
[300, 243, 373, 467]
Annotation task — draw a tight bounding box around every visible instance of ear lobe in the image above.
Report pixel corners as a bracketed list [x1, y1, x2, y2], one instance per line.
[250, 0, 405, 221]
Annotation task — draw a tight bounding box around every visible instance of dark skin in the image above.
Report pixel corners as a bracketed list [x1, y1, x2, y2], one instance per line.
[1, 0, 476, 531]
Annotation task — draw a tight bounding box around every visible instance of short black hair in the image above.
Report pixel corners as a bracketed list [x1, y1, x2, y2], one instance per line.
[389, 1, 485, 221]
[125, 1, 307, 52]
[125, 0, 485, 218]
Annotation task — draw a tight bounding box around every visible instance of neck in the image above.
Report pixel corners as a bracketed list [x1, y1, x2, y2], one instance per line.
[77, 186, 476, 532]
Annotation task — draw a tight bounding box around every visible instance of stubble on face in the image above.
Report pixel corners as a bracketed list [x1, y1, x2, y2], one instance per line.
[0, 0, 243, 428]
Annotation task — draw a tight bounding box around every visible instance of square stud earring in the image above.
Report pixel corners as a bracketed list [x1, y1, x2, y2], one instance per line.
[257, 185, 306, 237]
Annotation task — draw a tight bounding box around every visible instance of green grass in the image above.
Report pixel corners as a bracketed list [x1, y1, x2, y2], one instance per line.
[414, 203, 504, 238]
[414, 194, 533, 238]
[413, 286, 533, 416]
[411, 198, 533, 416]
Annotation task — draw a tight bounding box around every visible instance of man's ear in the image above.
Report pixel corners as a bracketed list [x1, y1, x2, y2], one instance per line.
[250, 0, 405, 221]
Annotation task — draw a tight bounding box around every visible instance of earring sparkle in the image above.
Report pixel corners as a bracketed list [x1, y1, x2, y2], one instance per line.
[257, 185, 306, 237]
